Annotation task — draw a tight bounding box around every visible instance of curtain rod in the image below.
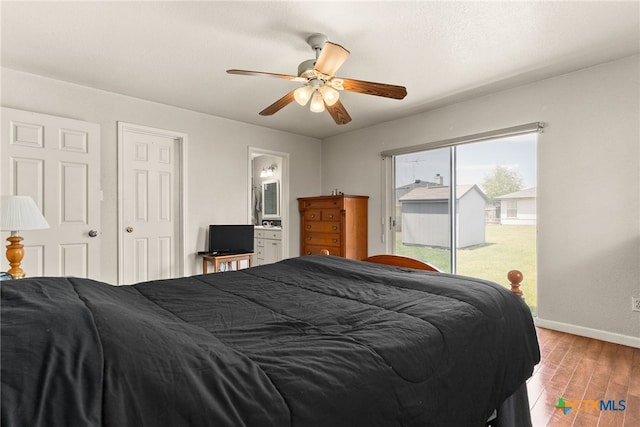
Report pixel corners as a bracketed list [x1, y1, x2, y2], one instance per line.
[380, 122, 544, 157]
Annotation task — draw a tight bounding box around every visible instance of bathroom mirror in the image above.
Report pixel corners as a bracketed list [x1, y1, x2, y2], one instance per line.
[262, 180, 280, 219]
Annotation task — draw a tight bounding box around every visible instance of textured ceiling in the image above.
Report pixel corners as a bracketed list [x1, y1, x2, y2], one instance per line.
[2, 1, 639, 139]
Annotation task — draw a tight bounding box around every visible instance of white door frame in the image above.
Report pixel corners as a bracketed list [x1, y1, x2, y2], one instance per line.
[117, 122, 188, 284]
[247, 147, 290, 259]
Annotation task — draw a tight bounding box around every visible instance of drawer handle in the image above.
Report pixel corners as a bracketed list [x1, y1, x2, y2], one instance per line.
[332, 226, 337, 230]
[332, 239, 337, 243]
[310, 214, 316, 219]
[306, 251, 312, 255]
[327, 214, 334, 219]
[306, 225, 311, 229]
[307, 236, 312, 240]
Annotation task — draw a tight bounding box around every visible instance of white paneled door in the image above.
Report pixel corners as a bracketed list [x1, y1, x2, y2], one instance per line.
[0, 107, 101, 279]
[118, 123, 186, 285]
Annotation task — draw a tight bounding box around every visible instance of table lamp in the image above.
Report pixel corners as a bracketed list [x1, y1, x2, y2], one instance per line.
[0, 195, 50, 278]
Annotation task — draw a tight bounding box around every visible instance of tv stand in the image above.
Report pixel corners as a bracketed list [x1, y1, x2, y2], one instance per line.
[200, 252, 254, 273]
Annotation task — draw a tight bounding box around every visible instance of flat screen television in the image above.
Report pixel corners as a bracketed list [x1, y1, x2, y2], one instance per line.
[208, 224, 254, 254]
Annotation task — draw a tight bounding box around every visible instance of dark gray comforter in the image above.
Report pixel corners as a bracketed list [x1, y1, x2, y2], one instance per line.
[1, 255, 540, 426]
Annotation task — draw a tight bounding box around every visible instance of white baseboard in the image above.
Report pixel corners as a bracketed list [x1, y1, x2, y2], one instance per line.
[535, 318, 640, 349]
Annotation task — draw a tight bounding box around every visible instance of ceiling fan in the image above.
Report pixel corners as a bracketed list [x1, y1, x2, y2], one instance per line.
[227, 33, 407, 125]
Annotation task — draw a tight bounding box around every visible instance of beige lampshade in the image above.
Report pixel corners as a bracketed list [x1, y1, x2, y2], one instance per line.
[0, 196, 50, 232]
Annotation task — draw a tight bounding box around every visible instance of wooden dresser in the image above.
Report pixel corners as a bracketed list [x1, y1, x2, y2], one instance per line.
[298, 195, 368, 260]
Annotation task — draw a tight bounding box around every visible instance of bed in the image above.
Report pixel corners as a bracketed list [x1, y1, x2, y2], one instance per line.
[1, 254, 540, 427]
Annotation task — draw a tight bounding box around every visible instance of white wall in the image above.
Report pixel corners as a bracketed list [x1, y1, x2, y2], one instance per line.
[322, 55, 640, 346]
[1, 68, 322, 283]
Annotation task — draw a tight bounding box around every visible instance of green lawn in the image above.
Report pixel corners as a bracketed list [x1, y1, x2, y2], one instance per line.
[395, 224, 537, 315]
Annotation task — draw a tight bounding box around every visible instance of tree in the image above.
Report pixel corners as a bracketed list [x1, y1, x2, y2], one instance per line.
[482, 165, 523, 204]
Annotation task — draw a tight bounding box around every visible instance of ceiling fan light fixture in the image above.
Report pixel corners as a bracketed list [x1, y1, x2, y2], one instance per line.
[309, 90, 325, 113]
[294, 85, 313, 106]
[319, 85, 339, 106]
[227, 33, 405, 125]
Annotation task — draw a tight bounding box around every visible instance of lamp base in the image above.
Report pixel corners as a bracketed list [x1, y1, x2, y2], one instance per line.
[5, 235, 25, 279]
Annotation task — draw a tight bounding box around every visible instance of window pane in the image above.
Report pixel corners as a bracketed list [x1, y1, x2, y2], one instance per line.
[394, 148, 451, 272]
[455, 135, 537, 315]
[392, 133, 537, 314]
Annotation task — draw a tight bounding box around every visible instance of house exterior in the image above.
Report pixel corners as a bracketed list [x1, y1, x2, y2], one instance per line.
[495, 187, 536, 225]
[399, 184, 487, 248]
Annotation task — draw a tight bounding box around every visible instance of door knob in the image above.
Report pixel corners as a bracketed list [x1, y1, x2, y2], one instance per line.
[126, 226, 134, 233]
[88, 230, 98, 237]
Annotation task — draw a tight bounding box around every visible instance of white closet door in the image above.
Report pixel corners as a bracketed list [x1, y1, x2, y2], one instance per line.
[1, 107, 101, 279]
[118, 123, 185, 285]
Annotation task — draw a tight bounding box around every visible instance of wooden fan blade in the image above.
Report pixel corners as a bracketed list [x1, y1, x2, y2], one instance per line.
[326, 100, 352, 125]
[314, 42, 350, 76]
[227, 69, 306, 82]
[259, 90, 296, 116]
[340, 77, 407, 100]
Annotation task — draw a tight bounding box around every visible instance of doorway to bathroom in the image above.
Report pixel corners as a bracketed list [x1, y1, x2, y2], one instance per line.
[248, 147, 290, 262]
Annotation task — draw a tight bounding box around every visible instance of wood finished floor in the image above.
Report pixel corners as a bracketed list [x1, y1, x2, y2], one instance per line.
[527, 327, 640, 427]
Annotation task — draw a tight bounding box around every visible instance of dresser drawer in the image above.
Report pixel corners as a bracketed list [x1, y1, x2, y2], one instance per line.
[300, 197, 342, 209]
[302, 245, 341, 256]
[321, 209, 340, 221]
[304, 221, 340, 233]
[303, 232, 340, 247]
[302, 209, 340, 221]
[303, 209, 322, 221]
[263, 229, 281, 240]
[255, 228, 281, 239]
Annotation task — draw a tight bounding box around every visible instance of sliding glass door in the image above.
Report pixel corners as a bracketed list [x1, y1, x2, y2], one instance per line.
[392, 133, 538, 313]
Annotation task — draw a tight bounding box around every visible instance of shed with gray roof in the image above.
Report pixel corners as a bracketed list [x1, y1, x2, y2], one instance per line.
[399, 184, 487, 248]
